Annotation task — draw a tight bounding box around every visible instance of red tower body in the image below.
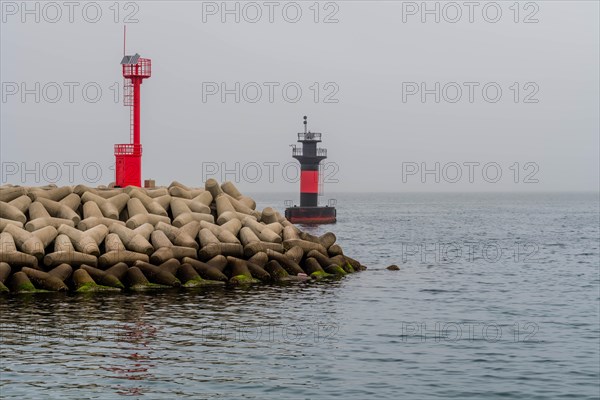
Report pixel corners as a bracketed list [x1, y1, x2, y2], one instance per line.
[114, 53, 151, 187]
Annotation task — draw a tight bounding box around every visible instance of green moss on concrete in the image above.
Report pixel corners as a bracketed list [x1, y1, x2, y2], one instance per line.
[112, 280, 125, 289]
[14, 282, 40, 293]
[229, 275, 261, 285]
[342, 262, 355, 273]
[271, 270, 289, 280]
[275, 275, 311, 283]
[129, 283, 171, 292]
[76, 283, 121, 293]
[310, 271, 335, 280]
[325, 265, 347, 276]
[183, 277, 226, 288]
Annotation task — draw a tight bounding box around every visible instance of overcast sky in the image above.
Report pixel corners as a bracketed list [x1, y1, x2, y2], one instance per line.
[1, 1, 598, 193]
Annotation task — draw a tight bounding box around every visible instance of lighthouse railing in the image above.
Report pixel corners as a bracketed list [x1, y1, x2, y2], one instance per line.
[291, 148, 327, 157]
[114, 143, 142, 156]
[298, 132, 322, 141]
[122, 58, 152, 78]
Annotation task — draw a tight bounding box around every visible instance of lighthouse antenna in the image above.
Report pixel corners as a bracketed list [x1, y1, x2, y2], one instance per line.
[123, 25, 126, 56]
[303, 115, 307, 134]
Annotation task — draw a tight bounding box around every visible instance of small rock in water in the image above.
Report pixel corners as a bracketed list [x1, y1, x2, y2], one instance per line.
[386, 265, 399, 271]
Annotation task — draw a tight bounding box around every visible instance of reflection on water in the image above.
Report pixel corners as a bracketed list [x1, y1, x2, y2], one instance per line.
[1, 193, 599, 399]
[105, 305, 158, 396]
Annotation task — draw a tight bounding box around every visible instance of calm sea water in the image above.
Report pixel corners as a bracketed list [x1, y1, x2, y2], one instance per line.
[1, 193, 599, 399]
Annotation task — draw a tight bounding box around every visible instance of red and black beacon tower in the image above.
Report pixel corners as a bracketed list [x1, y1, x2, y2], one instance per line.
[285, 116, 337, 224]
[114, 49, 151, 188]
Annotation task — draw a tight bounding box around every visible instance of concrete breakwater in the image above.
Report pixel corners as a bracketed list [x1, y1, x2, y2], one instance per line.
[0, 180, 365, 293]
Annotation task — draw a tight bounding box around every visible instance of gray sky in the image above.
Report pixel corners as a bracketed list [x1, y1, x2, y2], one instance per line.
[1, 1, 598, 193]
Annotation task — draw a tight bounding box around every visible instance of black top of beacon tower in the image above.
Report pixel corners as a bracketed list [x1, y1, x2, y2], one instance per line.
[292, 116, 327, 162]
[299, 115, 321, 141]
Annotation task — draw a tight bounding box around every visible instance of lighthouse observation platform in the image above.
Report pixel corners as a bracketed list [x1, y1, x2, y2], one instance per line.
[292, 148, 327, 157]
[298, 132, 322, 141]
[114, 143, 142, 156]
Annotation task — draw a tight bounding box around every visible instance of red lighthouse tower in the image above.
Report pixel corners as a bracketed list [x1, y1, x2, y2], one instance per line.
[114, 50, 151, 188]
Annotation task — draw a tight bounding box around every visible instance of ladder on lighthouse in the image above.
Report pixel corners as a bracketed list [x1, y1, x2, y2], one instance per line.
[123, 79, 134, 144]
[319, 165, 324, 197]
